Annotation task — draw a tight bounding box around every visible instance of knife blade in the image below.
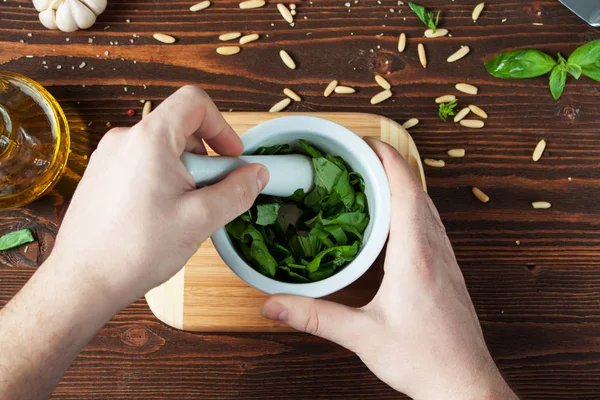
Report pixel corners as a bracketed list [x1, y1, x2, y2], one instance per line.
[559, 0, 600, 27]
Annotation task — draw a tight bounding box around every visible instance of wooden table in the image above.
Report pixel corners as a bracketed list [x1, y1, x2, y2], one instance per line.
[1, 1, 599, 398]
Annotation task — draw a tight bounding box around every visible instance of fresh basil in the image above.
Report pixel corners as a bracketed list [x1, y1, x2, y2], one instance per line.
[568, 39, 600, 82]
[408, 1, 441, 33]
[484, 49, 557, 79]
[565, 63, 582, 80]
[0, 229, 34, 251]
[549, 64, 567, 100]
[438, 99, 458, 121]
[226, 141, 369, 283]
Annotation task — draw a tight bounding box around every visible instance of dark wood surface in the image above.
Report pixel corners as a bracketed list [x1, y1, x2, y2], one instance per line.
[1, 0, 600, 398]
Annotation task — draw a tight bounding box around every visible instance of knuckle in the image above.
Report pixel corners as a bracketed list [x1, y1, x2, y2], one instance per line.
[232, 181, 255, 212]
[180, 85, 206, 99]
[302, 300, 322, 336]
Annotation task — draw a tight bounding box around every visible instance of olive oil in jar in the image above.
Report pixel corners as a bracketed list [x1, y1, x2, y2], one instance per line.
[0, 72, 69, 208]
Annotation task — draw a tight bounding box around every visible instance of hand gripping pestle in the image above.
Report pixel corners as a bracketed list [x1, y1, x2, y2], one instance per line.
[181, 152, 315, 197]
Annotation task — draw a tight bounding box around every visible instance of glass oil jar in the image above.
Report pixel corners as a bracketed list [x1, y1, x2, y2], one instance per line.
[0, 71, 70, 208]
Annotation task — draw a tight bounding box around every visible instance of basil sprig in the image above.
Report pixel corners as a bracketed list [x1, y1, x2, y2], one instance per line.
[408, 1, 441, 33]
[484, 40, 600, 100]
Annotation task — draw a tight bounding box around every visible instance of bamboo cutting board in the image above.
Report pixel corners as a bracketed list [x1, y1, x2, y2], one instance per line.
[145, 112, 426, 332]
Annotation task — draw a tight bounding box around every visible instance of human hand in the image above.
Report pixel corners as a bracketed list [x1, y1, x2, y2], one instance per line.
[51, 86, 269, 307]
[261, 139, 517, 400]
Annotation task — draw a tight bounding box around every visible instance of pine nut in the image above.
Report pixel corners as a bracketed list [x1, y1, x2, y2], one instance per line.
[402, 118, 419, 129]
[532, 139, 546, 162]
[142, 100, 152, 119]
[370, 89, 392, 105]
[418, 43, 427, 68]
[217, 46, 241, 55]
[153, 33, 176, 44]
[472, 187, 489, 203]
[447, 46, 470, 63]
[435, 95, 456, 104]
[239, 33, 259, 44]
[324, 80, 338, 97]
[239, 0, 265, 9]
[424, 28, 449, 38]
[398, 33, 406, 52]
[472, 2, 485, 22]
[269, 98, 291, 113]
[335, 86, 356, 94]
[375, 75, 391, 90]
[279, 50, 296, 69]
[456, 83, 479, 95]
[460, 119, 485, 129]
[277, 3, 294, 23]
[219, 32, 242, 41]
[454, 107, 471, 122]
[468, 104, 488, 119]
[424, 159, 445, 168]
[532, 201, 551, 209]
[447, 149, 466, 158]
[190, 1, 210, 11]
[283, 88, 302, 102]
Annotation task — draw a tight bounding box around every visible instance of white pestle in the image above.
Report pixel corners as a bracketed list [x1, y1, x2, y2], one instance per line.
[181, 152, 315, 198]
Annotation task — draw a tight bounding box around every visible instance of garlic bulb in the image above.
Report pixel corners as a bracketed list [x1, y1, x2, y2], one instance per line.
[34, 0, 107, 32]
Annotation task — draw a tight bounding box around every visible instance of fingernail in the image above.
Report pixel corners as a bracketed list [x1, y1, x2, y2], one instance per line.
[261, 301, 288, 322]
[257, 166, 270, 192]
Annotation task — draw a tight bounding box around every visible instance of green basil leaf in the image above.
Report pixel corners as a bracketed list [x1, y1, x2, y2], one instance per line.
[281, 266, 311, 283]
[582, 62, 600, 82]
[0, 229, 34, 251]
[484, 49, 557, 79]
[256, 203, 280, 226]
[304, 186, 327, 210]
[333, 170, 356, 209]
[297, 234, 321, 258]
[352, 192, 366, 212]
[250, 239, 278, 277]
[568, 39, 600, 69]
[323, 225, 348, 244]
[565, 62, 582, 79]
[322, 212, 367, 228]
[298, 139, 323, 158]
[549, 64, 567, 100]
[225, 219, 249, 242]
[408, 2, 439, 32]
[309, 226, 336, 248]
[287, 188, 305, 203]
[313, 157, 343, 193]
[308, 265, 337, 282]
[256, 144, 293, 155]
[307, 242, 359, 273]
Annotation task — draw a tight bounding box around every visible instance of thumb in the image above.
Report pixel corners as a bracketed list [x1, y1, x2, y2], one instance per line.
[262, 294, 370, 351]
[182, 163, 270, 234]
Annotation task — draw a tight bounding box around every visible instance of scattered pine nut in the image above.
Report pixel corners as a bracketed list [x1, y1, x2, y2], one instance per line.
[472, 2, 485, 22]
[424, 28, 449, 38]
[142, 100, 152, 119]
[239, 33, 260, 44]
[217, 46, 241, 55]
[460, 119, 485, 129]
[269, 97, 291, 113]
[402, 118, 419, 129]
[335, 86, 356, 94]
[532, 201, 551, 209]
[277, 3, 294, 23]
[153, 33, 176, 44]
[456, 83, 479, 95]
[447, 46, 470, 63]
[190, 1, 211, 11]
[532, 139, 546, 162]
[219, 32, 242, 41]
[418, 43, 427, 68]
[424, 159, 445, 168]
[435, 95, 456, 104]
[279, 50, 296, 69]
[398, 33, 406, 52]
[370, 89, 392, 105]
[447, 149, 466, 158]
[472, 187, 489, 203]
[375, 75, 391, 90]
[468, 104, 488, 119]
[324, 80, 338, 97]
[454, 107, 471, 122]
[283, 88, 302, 102]
[239, 0, 265, 9]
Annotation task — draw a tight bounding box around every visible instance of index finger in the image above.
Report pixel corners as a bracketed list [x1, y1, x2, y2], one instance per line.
[138, 85, 243, 156]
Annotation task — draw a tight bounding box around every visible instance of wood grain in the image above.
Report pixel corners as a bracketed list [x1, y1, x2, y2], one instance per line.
[1, 0, 600, 398]
[145, 111, 424, 332]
